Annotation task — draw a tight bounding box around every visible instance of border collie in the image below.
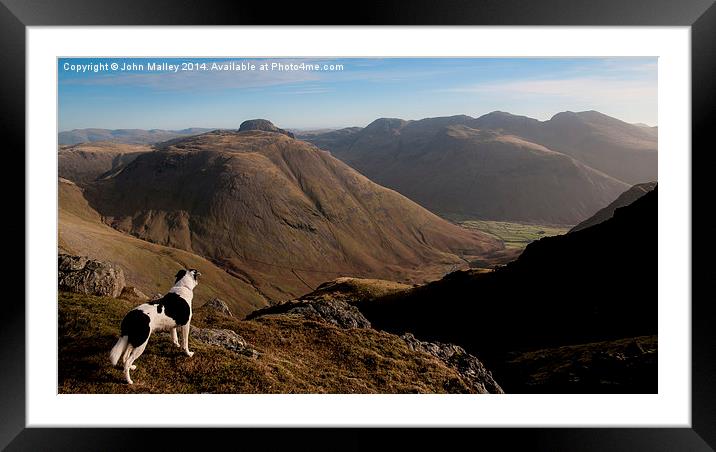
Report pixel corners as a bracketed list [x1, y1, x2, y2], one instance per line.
[109, 269, 201, 384]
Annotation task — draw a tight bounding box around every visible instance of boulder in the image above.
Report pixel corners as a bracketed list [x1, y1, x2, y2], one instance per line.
[190, 327, 259, 358]
[247, 298, 371, 329]
[58, 254, 125, 298]
[401, 333, 504, 394]
[201, 297, 233, 317]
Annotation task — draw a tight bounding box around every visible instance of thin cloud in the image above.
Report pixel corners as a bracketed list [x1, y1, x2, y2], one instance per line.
[441, 76, 656, 103]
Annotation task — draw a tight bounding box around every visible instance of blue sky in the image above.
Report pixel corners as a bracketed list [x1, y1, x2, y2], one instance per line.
[58, 57, 657, 131]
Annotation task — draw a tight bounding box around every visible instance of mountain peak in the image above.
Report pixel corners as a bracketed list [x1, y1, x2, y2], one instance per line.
[364, 118, 408, 132]
[481, 111, 516, 118]
[238, 119, 295, 138]
[550, 110, 609, 121]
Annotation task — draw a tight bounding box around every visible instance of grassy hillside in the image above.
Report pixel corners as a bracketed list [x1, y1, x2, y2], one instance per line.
[59, 291, 478, 394]
[59, 178, 267, 317]
[58, 142, 152, 185]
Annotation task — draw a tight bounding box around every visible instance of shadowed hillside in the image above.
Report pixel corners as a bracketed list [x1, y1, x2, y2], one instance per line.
[82, 125, 503, 302]
[357, 187, 657, 391]
[570, 181, 657, 232]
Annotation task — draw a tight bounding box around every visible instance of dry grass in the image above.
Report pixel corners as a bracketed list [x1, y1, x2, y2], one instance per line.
[59, 291, 475, 394]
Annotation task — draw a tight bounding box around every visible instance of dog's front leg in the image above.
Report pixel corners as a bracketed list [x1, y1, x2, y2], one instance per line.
[171, 328, 180, 347]
[182, 323, 194, 357]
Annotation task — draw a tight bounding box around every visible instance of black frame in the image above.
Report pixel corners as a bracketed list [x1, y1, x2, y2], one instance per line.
[4, 0, 714, 450]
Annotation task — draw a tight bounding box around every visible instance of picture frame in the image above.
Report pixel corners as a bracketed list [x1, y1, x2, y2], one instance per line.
[4, 0, 714, 449]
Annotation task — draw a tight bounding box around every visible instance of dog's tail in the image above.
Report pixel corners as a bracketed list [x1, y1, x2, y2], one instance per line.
[109, 336, 129, 366]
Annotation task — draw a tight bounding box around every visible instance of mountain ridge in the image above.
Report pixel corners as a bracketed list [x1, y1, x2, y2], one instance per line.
[59, 127, 214, 145]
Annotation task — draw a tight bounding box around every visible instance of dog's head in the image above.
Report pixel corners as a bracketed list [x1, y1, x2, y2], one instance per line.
[174, 268, 202, 289]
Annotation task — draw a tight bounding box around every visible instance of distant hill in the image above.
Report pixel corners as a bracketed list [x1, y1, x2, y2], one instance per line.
[304, 115, 632, 224]
[58, 127, 213, 145]
[570, 181, 657, 232]
[296, 127, 362, 150]
[58, 178, 267, 317]
[58, 142, 152, 185]
[471, 110, 657, 184]
[357, 187, 657, 391]
[82, 124, 503, 302]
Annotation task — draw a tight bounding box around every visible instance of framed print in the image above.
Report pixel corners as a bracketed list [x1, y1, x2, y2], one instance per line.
[5, 0, 715, 450]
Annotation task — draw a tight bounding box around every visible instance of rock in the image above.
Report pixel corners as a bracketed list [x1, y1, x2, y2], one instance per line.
[247, 298, 371, 329]
[401, 333, 504, 394]
[118, 286, 149, 301]
[238, 119, 295, 138]
[190, 327, 259, 358]
[201, 297, 233, 317]
[58, 254, 125, 298]
[624, 340, 646, 357]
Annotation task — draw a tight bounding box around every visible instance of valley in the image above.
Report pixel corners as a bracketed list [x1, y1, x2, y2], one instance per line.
[444, 218, 571, 251]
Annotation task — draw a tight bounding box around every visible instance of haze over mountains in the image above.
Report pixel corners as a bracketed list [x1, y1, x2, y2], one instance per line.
[78, 125, 502, 301]
[472, 111, 657, 184]
[58, 127, 213, 145]
[301, 110, 656, 224]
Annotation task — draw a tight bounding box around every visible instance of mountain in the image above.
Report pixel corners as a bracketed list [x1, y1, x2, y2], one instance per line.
[58, 127, 214, 145]
[82, 124, 503, 302]
[58, 142, 152, 185]
[304, 115, 630, 224]
[472, 110, 657, 184]
[58, 178, 267, 316]
[356, 187, 657, 392]
[570, 181, 657, 232]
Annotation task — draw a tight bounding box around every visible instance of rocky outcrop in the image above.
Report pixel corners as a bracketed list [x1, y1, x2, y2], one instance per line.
[247, 298, 371, 329]
[201, 297, 233, 317]
[401, 333, 504, 394]
[58, 254, 125, 298]
[190, 327, 259, 358]
[238, 119, 295, 138]
[118, 286, 149, 301]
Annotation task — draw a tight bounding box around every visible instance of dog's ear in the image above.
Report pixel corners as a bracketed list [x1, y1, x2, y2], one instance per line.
[175, 270, 187, 283]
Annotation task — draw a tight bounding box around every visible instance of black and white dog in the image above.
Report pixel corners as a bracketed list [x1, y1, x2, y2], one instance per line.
[109, 269, 201, 384]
